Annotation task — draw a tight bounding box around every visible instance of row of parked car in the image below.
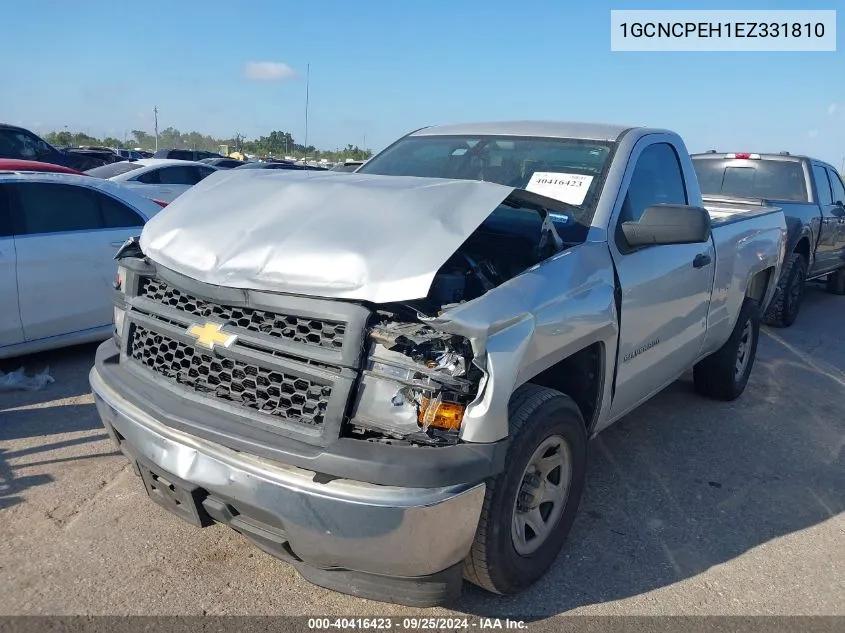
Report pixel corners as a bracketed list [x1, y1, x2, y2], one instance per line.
[0, 143, 363, 358]
[0, 121, 354, 176]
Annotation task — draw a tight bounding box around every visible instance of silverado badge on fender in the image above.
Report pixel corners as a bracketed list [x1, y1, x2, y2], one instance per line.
[187, 322, 238, 350]
[622, 338, 660, 363]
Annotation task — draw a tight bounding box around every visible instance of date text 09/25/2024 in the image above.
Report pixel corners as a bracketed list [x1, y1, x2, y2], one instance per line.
[307, 618, 528, 630]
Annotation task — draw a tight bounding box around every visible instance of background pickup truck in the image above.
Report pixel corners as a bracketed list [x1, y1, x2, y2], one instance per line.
[0, 123, 108, 171]
[90, 121, 786, 606]
[692, 151, 845, 326]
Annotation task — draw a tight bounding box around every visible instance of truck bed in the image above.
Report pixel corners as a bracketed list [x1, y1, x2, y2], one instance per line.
[702, 194, 783, 227]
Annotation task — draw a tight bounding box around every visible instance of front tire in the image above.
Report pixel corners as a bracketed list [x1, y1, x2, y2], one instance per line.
[693, 298, 760, 401]
[463, 384, 587, 595]
[763, 252, 807, 327]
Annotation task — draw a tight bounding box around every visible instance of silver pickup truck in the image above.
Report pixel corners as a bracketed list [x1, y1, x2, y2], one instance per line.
[90, 122, 786, 606]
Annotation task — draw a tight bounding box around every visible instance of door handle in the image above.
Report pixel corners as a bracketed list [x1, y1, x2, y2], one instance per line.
[693, 253, 712, 268]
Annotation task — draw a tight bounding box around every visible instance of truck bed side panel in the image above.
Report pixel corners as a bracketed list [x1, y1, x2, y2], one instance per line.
[699, 210, 785, 359]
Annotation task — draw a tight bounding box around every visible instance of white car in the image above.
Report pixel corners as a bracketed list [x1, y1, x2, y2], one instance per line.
[0, 172, 163, 358]
[85, 159, 219, 203]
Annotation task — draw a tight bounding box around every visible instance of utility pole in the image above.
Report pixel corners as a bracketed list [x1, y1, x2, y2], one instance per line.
[303, 63, 310, 162]
[153, 106, 159, 152]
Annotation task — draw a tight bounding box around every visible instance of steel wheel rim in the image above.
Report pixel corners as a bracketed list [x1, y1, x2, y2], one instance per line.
[734, 319, 754, 380]
[511, 434, 572, 556]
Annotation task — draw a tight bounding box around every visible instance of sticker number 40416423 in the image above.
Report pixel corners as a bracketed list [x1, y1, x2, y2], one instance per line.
[525, 172, 594, 206]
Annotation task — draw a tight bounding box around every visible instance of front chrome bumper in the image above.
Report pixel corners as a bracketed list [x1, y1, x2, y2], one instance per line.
[90, 367, 486, 603]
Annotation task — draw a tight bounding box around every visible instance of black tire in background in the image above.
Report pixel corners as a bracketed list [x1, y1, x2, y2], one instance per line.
[693, 298, 761, 401]
[762, 252, 807, 328]
[826, 267, 845, 295]
[464, 384, 587, 595]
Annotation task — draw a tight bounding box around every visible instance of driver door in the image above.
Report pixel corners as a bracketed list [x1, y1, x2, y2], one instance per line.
[607, 139, 715, 420]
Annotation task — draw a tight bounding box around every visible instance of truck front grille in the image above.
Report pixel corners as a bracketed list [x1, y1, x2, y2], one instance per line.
[140, 277, 346, 350]
[128, 323, 332, 427]
[121, 269, 369, 446]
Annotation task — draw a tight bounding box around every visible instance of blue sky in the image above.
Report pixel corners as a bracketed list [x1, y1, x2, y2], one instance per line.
[1, 0, 842, 166]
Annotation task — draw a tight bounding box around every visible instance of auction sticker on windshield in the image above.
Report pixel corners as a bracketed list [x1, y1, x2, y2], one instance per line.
[526, 172, 593, 205]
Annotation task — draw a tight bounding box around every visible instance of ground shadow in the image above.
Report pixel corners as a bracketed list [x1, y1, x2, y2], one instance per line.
[1, 342, 110, 510]
[456, 287, 844, 618]
[0, 341, 100, 407]
[0, 406, 118, 511]
[0, 402, 103, 442]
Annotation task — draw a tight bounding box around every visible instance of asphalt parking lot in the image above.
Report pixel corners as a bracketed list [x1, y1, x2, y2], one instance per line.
[0, 286, 842, 618]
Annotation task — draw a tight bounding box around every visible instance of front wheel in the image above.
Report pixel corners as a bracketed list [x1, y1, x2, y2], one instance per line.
[463, 384, 587, 595]
[693, 298, 760, 401]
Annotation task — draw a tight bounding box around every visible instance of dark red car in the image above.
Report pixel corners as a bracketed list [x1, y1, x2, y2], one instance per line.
[0, 158, 87, 175]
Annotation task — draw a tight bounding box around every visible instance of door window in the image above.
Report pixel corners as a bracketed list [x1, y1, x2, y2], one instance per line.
[0, 186, 12, 237]
[155, 165, 201, 185]
[96, 192, 144, 228]
[10, 183, 103, 235]
[135, 169, 161, 184]
[619, 143, 688, 224]
[812, 165, 833, 205]
[825, 168, 845, 205]
[0, 129, 52, 160]
[6, 183, 143, 234]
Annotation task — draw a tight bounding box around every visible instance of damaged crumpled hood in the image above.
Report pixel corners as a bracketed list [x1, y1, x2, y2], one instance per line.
[139, 170, 516, 303]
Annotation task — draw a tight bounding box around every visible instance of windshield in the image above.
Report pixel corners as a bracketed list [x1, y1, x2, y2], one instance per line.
[85, 162, 144, 178]
[692, 157, 809, 202]
[358, 135, 615, 225]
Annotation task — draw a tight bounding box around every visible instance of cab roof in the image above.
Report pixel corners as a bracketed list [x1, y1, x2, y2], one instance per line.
[409, 120, 638, 142]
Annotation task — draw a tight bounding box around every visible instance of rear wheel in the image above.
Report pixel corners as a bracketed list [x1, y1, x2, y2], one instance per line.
[694, 298, 760, 401]
[463, 384, 587, 595]
[763, 252, 807, 328]
[826, 267, 845, 295]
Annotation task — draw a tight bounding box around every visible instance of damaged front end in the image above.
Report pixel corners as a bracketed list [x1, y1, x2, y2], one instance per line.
[344, 192, 579, 447]
[128, 173, 583, 449]
[348, 311, 485, 447]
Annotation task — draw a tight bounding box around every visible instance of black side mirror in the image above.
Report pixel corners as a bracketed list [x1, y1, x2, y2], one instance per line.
[621, 204, 712, 247]
[832, 202, 845, 217]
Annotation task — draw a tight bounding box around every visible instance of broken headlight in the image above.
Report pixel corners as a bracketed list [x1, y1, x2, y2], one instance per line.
[348, 321, 481, 445]
[113, 265, 128, 341]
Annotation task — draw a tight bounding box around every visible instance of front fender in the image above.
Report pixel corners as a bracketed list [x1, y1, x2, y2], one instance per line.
[424, 242, 619, 443]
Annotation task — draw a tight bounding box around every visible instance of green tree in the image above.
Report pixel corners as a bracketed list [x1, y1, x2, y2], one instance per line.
[131, 130, 151, 147]
[44, 131, 73, 147]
